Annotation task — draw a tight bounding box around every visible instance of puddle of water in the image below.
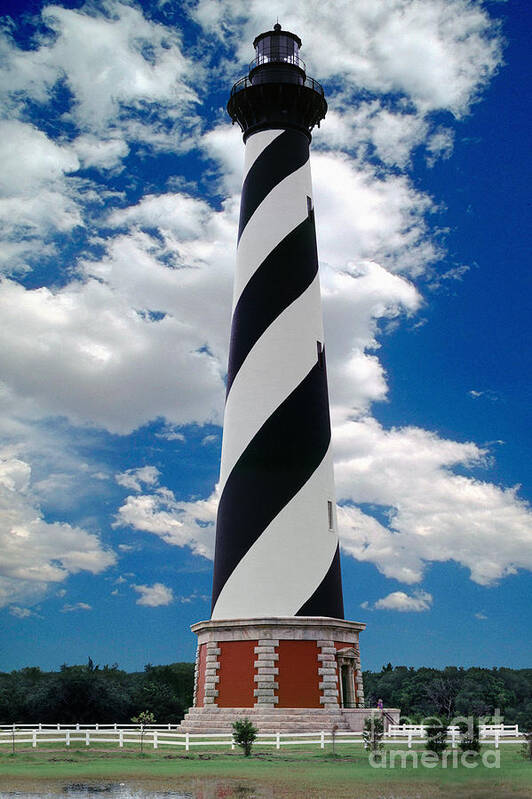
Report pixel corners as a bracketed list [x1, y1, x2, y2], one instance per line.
[0, 786, 191, 798]
[0, 781, 272, 799]
[3, 783, 528, 799]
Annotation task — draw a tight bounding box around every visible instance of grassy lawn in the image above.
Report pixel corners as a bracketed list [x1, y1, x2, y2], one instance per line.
[0, 744, 530, 798]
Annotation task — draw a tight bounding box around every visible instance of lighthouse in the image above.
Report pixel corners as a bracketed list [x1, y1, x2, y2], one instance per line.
[183, 24, 374, 732]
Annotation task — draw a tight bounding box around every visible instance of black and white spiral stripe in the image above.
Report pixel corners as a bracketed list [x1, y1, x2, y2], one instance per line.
[211, 128, 344, 620]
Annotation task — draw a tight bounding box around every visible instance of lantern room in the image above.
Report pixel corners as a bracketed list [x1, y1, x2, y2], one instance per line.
[250, 23, 305, 85]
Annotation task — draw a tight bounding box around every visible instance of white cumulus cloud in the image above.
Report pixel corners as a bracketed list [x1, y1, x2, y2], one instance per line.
[335, 418, 532, 586]
[0, 120, 82, 273]
[133, 582, 174, 607]
[61, 602, 92, 612]
[0, 271, 226, 434]
[1, 2, 199, 140]
[116, 466, 160, 493]
[0, 455, 115, 608]
[371, 590, 433, 612]
[114, 484, 217, 560]
[9, 605, 37, 619]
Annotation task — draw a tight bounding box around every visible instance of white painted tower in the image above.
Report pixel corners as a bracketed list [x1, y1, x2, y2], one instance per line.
[212, 24, 343, 621]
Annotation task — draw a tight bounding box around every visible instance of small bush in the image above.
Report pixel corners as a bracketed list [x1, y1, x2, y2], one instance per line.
[426, 723, 447, 758]
[232, 717, 258, 756]
[131, 710, 155, 753]
[363, 715, 384, 757]
[521, 731, 532, 761]
[458, 718, 480, 754]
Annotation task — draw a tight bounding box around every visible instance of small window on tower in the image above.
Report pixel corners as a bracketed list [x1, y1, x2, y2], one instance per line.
[317, 341, 324, 369]
[327, 500, 334, 531]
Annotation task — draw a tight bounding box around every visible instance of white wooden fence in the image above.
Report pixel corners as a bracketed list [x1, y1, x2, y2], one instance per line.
[0, 723, 181, 731]
[385, 723, 522, 749]
[0, 728, 350, 751]
[0, 722, 523, 751]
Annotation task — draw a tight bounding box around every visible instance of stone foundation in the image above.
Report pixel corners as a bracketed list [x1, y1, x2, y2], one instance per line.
[179, 705, 401, 734]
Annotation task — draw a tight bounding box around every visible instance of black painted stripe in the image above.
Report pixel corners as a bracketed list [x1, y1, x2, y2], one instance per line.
[212, 357, 331, 612]
[296, 544, 344, 619]
[227, 213, 318, 396]
[238, 129, 309, 242]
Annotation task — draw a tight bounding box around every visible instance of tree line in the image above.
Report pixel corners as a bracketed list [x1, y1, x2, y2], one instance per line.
[364, 663, 532, 727]
[0, 660, 530, 727]
[0, 660, 194, 724]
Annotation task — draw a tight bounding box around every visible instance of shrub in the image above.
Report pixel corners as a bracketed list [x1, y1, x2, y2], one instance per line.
[131, 710, 155, 753]
[363, 714, 384, 757]
[458, 718, 480, 754]
[521, 731, 532, 761]
[426, 723, 447, 758]
[232, 717, 258, 756]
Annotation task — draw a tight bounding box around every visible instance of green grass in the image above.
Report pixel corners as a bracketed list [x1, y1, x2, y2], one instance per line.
[0, 744, 531, 798]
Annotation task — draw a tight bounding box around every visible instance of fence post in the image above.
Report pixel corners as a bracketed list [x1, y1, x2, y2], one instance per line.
[153, 730, 158, 750]
[32, 730, 37, 748]
[320, 731, 325, 750]
[231, 735, 235, 751]
[185, 732, 190, 752]
[408, 731, 412, 749]
[451, 726, 457, 749]
[495, 730, 499, 749]
[95, 723, 99, 731]
[66, 730, 70, 747]
[276, 731, 281, 750]
[86, 730, 90, 747]
[119, 729, 123, 748]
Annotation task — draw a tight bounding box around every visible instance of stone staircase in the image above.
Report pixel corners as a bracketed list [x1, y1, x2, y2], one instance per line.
[178, 706, 355, 733]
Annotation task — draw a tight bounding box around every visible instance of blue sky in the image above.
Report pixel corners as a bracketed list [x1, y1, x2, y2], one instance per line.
[0, 0, 530, 674]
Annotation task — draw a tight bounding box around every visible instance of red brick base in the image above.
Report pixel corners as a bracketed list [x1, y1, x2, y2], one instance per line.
[191, 616, 365, 711]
